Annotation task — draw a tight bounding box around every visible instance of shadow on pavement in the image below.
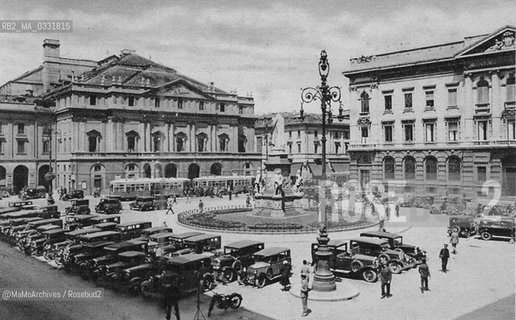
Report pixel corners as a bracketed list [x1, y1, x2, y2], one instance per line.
[454, 294, 515, 320]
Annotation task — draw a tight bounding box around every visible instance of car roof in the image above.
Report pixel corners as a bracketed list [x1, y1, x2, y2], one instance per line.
[91, 215, 120, 221]
[94, 222, 118, 228]
[136, 196, 154, 200]
[143, 226, 172, 233]
[225, 240, 264, 249]
[66, 228, 102, 236]
[254, 247, 290, 257]
[150, 232, 175, 239]
[84, 241, 114, 248]
[360, 231, 401, 239]
[171, 232, 205, 240]
[42, 228, 66, 234]
[104, 241, 142, 250]
[118, 251, 146, 258]
[350, 237, 389, 245]
[71, 215, 98, 220]
[166, 253, 211, 264]
[118, 221, 151, 227]
[79, 231, 120, 239]
[184, 234, 219, 242]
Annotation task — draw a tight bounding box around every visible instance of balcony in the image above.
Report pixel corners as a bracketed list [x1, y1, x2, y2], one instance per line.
[475, 103, 490, 114]
[71, 151, 262, 159]
[348, 143, 377, 150]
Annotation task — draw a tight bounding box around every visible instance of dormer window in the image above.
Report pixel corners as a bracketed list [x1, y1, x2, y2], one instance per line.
[128, 96, 135, 106]
[178, 99, 183, 109]
[219, 103, 225, 112]
[89, 95, 97, 106]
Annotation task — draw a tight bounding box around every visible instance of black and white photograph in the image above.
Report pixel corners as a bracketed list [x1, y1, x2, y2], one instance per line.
[0, 1, 514, 319]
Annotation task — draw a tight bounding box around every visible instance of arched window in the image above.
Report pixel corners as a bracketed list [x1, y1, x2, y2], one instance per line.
[143, 163, 151, 178]
[126, 131, 139, 152]
[238, 135, 247, 153]
[404, 156, 416, 180]
[477, 78, 489, 105]
[210, 163, 222, 176]
[164, 164, 177, 178]
[87, 130, 101, 152]
[506, 74, 515, 102]
[448, 156, 461, 181]
[151, 131, 163, 152]
[197, 133, 208, 152]
[383, 157, 395, 180]
[425, 156, 438, 181]
[175, 133, 187, 152]
[219, 134, 229, 152]
[360, 91, 370, 114]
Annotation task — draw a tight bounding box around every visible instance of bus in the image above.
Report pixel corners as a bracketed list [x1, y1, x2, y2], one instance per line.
[110, 178, 190, 200]
[192, 176, 254, 195]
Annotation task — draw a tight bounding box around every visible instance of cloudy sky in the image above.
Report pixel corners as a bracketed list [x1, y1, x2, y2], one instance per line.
[0, 0, 514, 114]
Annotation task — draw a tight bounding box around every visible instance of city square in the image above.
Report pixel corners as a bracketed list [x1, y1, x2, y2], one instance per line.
[0, 1, 515, 320]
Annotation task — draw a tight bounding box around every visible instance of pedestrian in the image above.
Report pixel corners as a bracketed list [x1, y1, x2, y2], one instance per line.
[395, 204, 400, 217]
[166, 198, 175, 215]
[228, 189, 232, 200]
[300, 273, 311, 317]
[418, 258, 431, 293]
[246, 194, 251, 207]
[198, 199, 204, 213]
[163, 221, 168, 228]
[439, 243, 450, 272]
[163, 281, 181, 320]
[279, 260, 292, 291]
[300, 260, 310, 278]
[450, 230, 459, 254]
[379, 258, 392, 298]
[173, 194, 177, 204]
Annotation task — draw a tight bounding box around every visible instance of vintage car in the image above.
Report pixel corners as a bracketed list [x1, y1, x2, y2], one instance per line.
[477, 216, 515, 241]
[116, 221, 153, 240]
[211, 240, 265, 282]
[0, 217, 42, 240]
[23, 186, 47, 200]
[62, 240, 115, 273]
[140, 226, 174, 240]
[140, 253, 215, 298]
[447, 215, 477, 238]
[183, 234, 221, 254]
[8, 200, 34, 208]
[1, 206, 59, 221]
[65, 199, 91, 215]
[312, 239, 379, 282]
[94, 222, 119, 231]
[95, 198, 122, 215]
[0, 206, 22, 216]
[94, 251, 148, 288]
[65, 214, 99, 230]
[349, 237, 407, 273]
[359, 231, 421, 261]
[147, 232, 175, 252]
[44, 239, 74, 261]
[129, 197, 155, 211]
[159, 232, 205, 256]
[245, 247, 291, 288]
[30, 228, 67, 256]
[77, 230, 122, 244]
[62, 190, 85, 201]
[19, 224, 61, 253]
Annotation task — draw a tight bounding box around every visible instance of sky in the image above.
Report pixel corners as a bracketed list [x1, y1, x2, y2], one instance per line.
[0, 0, 514, 115]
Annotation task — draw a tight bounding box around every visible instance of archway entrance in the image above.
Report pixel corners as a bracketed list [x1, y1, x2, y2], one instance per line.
[210, 163, 222, 176]
[143, 163, 151, 178]
[38, 165, 50, 189]
[188, 163, 200, 180]
[13, 165, 29, 194]
[165, 164, 177, 178]
[502, 154, 516, 197]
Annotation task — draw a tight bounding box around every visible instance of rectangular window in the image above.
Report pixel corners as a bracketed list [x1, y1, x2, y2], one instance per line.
[425, 123, 435, 142]
[507, 120, 515, 140]
[128, 96, 135, 106]
[127, 136, 136, 152]
[314, 143, 319, 153]
[384, 95, 392, 111]
[477, 166, 487, 182]
[239, 106, 244, 114]
[477, 121, 488, 140]
[361, 127, 368, 144]
[0, 123, 2, 135]
[199, 101, 204, 110]
[448, 89, 457, 108]
[297, 130, 301, 138]
[335, 142, 340, 153]
[314, 130, 318, 138]
[425, 91, 434, 108]
[43, 140, 50, 154]
[289, 131, 292, 138]
[18, 124, 25, 135]
[448, 121, 459, 141]
[288, 144, 292, 154]
[155, 98, 160, 108]
[219, 103, 225, 112]
[17, 140, 25, 154]
[477, 87, 489, 104]
[507, 83, 515, 102]
[0, 141, 3, 154]
[404, 93, 413, 109]
[89, 95, 96, 106]
[384, 125, 393, 143]
[404, 124, 414, 142]
[334, 132, 339, 139]
[297, 143, 301, 153]
[343, 128, 350, 140]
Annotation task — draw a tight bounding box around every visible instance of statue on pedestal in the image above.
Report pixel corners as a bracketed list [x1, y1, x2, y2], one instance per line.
[270, 114, 285, 150]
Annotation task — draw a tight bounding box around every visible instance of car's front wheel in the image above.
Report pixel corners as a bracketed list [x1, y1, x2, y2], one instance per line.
[256, 275, 267, 288]
[388, 261, 402, 274]
[229, 293, 243, 309]
[224, 269, 236, 282]
[481, 231, 492, 241]
[362, 269, 378, 282]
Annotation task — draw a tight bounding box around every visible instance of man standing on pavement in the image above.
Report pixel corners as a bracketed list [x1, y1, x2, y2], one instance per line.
[163, 280, 181, 320]
[166, 198, 175, 215]
[450, 230, 459, 254]
[198, 199, 204, 213]
[379, 258, 392, 298]
[279, 260, 292, 291]
[300, 273, 311, 317]
[439, 244, 450, 272]
[418, 258, 430, 293]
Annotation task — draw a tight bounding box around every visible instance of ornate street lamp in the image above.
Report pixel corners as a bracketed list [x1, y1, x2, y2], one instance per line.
[300, 50, 345, 292]
[43, 126, 55, 205]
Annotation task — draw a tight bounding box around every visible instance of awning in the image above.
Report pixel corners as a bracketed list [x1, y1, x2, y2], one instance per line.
[308, 163, 333, 177]
[330, 162, 349, 173]
[290, 163, 302, 176]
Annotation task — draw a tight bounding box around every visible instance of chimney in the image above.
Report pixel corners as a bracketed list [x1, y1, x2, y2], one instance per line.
[43, 39, 60, 58]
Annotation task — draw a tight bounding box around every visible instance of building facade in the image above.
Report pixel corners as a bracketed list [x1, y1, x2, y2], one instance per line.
[254, 112, 350, 182]
[343, 26, 516, 199]
[0, 40, 261, 194]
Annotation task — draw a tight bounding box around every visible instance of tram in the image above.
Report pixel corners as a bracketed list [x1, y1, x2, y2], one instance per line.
[109, 178, 190, 200]
[192, 176, 253, 195]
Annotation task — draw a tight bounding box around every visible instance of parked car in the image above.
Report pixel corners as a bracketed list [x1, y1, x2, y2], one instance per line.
[350, 237, 407, 274]
[94, 251, 148, 288]
[211, 240, 265, 283]
[62, 240, 115, 273]
[140, 253, 214, 298]
[8, 200, 34, 208]
[31, 228, 67, 256]
[140, 226, 174, 241]
[359, 231, 422, 263]
[65, 214, 99, 230]
[245, 247, 291, 288]
[160, 232, 205, 256]
[183, 234, 221, 254]
[129, 197, 155, 211]
[65, 199, 91, 215]
[95, 198, 122, 215]
[312, 239, 379, 282]
[116, 221, 153, 240]
[477, 215, 515, 241]
[62, 190, 85, 201]
[94, 222, 119, 231]
[447, 215, 477, 238]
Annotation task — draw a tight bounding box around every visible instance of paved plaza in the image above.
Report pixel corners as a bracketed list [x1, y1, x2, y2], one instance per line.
[0, 195, 514, 320]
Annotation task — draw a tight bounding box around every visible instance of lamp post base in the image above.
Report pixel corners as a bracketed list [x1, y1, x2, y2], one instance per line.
[47, 193, 55, 205]
[312, 226, 337, 292]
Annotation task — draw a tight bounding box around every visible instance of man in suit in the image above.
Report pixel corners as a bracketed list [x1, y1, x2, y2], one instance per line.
[379, 259, 393, 298]
[439, 244, 450, 272]
[418, 258, 431, 293]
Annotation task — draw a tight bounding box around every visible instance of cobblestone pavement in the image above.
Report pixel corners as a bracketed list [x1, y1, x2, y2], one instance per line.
[0, 195, 514, 320]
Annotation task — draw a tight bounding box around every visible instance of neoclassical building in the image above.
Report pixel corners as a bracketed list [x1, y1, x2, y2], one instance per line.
[342, 26, 516, 199]
[254, 112, 350, 182]
[0, 40, 260, 194]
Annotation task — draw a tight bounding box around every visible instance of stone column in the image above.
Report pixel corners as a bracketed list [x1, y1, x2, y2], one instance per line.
[463, 75, 473, 141]
[139, 122, 145, 152]
[106, 119, 114, 151]
[232, 126, 238, 153]
[491, 73, 501, 140]
[146, 123, 151, 152]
